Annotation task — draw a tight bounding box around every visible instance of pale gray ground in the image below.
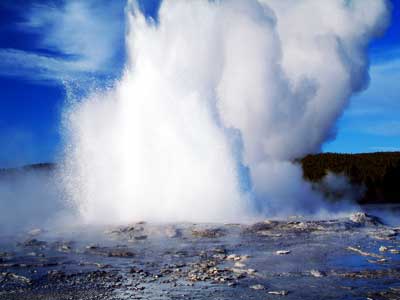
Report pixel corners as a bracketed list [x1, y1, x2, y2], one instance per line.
[1, 212, 400, 300]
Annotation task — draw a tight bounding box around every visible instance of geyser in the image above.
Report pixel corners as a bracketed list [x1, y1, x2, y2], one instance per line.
[61, 0, 389, 224]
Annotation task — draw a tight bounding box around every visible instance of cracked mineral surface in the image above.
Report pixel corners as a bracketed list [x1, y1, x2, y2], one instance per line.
[1, 212, 400, 299]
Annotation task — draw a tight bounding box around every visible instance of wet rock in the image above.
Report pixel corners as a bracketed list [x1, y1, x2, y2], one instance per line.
[234, 262, 246, 268]
[108, 249, 135, 257]
[47, 270, 66, 279]
[379, 246, 388, 252]
[192, 228, 225, 238]
[1, 272, 32, 284]
[18, 238, 47, 248]
[212, 247, 227, 254]
[53, 241, 74, 252]
[246, 219, 350, 234]
[371, 229, 398, 240]
[247, 268, 256, 275]
[231, 267, 256, 276]
[268, 290, 289, 296]
[276, 250, 291, 255]
[246, 220, 279, 233]
[349, 212, 383, 226]
[367, 258, 388, 264]
[347, 246, 384, 259]
[79, 262, 112, 269]
[130, 266, 149, 276]
[85, 245, 134, 258]
[367, 290, 400, 300]
[339, 268, 400, 279]
[26, 251, 44, 257]
[258, 232, 282, 237]
[0, 252, 11, 258]
[310, 269, 327, 277]
[86, 244, 99, 250]
[60, 244, 72, 252]
[0, 263, 20, 268]
[106, 225, 145, 240]
[227, 281, 237, 287]
[226, 254, 249, 261]
[250, 284, 265, 290]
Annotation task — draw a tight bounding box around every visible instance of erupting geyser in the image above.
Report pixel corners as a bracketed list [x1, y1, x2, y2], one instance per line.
[61, 0, 389, 224]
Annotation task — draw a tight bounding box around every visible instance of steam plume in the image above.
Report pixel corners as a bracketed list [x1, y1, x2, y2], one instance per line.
[61, 0, 389, 224]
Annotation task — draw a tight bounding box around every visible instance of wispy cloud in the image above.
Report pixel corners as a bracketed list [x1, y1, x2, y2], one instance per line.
[0, 0, 125, 84]
[0, 48, 77, 83]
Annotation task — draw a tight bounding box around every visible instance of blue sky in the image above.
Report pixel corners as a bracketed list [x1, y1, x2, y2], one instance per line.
[323, 0, 400, 153]
[0, 0, 398, 168]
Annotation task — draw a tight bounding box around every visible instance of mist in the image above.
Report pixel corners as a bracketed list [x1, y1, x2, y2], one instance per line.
[0, 167, 69, 234]
[58, 0, 390, 225]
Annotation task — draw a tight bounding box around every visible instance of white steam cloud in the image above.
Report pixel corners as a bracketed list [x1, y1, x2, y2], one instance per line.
[61, 0, 389, 224]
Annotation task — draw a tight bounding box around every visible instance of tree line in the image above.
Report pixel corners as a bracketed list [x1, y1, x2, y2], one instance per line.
[300, 152, 400, 203]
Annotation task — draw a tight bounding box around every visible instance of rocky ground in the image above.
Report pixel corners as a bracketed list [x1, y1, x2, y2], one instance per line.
[1, 212, 400, 299]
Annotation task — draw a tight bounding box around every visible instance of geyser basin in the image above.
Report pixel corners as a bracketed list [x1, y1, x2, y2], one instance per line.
[1, 212, 400, 300]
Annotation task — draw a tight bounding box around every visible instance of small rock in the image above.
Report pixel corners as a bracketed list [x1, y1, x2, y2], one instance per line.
[268, 290, 289, 296]
[246, 269, 257, 275]
[379, 246, 388, 252]
[107, 250, 135, 257]
[19, 238, 47, 248]
[310, 270, 326, 277]
[227, 254, 241, 261]
[258, 231, 282, 237]
[234, 262, 246, 268]
[231, 268, 247, 275]
[226, 254, 249, 261]
[347, 246, 384, 259]
[2, 272, 32, 284]
[367, 258, 387, 264]
[250, 284, 265, 290]
[371, 230, 398, 240]
[59, 244, 72, 252]
[192, 228, 225, 238]
[0, 252, 11, 258]
[212, 247, 227, 254]
[86, 244, 99, 249]
[228, 282, 237, 287]
[134, 235, 147, 240]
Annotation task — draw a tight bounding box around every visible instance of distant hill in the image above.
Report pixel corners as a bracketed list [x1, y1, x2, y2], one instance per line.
[300, 152, 400, 203]
[0, 163, 56, 178]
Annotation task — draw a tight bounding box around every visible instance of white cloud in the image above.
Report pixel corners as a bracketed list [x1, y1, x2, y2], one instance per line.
[0, 0, 125, 83]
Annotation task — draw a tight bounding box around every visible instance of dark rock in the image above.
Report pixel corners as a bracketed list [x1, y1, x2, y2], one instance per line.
[192, 228, 225, 238]
[18, 238, 47, 248]
[107, 250, 135, 258]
